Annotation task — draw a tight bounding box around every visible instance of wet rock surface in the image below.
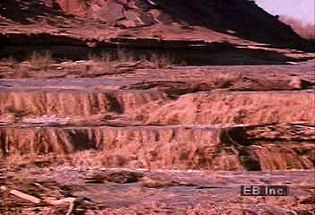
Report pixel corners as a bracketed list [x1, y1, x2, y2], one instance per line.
[0, 62, 314, 214]
[0, 167, 314, 214]
[0, 0, 315, 214]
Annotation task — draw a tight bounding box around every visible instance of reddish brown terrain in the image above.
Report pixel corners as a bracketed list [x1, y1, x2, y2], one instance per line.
[0, 0, 314, 214]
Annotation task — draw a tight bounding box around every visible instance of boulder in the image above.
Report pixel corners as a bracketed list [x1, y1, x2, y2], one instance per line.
[55, 0, 88, 16]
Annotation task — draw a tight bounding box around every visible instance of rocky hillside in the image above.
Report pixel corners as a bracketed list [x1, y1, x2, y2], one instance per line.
[0, 0, 306, 45]
[0, 0, 314, 61]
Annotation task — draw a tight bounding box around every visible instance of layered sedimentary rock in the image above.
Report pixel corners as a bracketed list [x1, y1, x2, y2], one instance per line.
[0, 1, 314, 214]
[0, 63, 314, 171]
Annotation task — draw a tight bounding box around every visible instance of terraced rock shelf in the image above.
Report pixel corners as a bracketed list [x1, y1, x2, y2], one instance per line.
[0, 62, 314, 214]
[0, 0, 314, 214]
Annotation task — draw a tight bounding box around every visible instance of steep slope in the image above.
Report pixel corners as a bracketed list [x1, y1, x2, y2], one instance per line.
[19, 0, 309, 47]
[0, 0, 313, 60]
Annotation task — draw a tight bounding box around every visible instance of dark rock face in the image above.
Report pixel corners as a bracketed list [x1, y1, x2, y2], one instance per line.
[1, 0, 314, 63]
[0, 0, 310, 49]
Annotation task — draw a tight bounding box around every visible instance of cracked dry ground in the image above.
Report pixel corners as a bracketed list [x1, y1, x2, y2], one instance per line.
[0, 61, 314, 214]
